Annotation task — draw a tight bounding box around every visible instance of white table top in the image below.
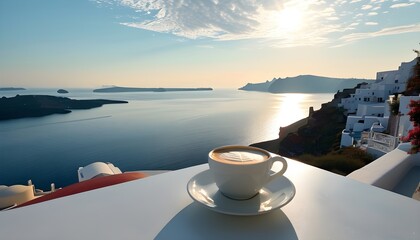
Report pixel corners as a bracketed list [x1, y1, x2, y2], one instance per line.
[0, 158, 419, 240]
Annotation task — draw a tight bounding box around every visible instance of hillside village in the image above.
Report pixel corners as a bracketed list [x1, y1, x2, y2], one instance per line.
[253, 53, 419, 177]
[250, 53, 420, 203]
[339, 55, 420, 157]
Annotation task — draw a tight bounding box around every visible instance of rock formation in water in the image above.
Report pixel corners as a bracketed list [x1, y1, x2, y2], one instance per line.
[0, 95, 128, 120]
[57, 89, 69, 94]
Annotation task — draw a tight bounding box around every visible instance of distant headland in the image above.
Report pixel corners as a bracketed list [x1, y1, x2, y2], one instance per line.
[93, 86, 213, 93]
[0, 95, 128, 120]
[239, 75, 372, 93]
[0, 87, 26, 91]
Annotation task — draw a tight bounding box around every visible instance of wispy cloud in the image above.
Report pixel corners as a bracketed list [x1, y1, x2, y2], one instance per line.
[390, 2, 416, 8]
[361, 4, 373, 10]
[94, 0, 420, 48]
[107, 0, 285, 40]
[341, 23, 420, 42]
[96, 0, 349, 47]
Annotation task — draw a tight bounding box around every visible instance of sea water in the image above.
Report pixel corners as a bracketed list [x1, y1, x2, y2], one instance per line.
[0, 89, 333, 189]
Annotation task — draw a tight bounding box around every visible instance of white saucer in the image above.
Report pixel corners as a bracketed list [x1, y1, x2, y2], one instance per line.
[187, 170, 296, 216]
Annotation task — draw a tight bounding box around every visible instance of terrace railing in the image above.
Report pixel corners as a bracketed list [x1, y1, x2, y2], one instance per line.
[367, 132, 399, 153]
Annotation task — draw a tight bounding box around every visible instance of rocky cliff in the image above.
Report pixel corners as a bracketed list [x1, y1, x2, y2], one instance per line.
[252, 83, 367, 156]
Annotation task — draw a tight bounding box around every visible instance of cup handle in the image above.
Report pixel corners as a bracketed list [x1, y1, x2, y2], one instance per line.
[268, 156, 288, 182]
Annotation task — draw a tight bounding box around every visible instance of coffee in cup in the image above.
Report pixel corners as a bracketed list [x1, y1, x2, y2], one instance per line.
[208, 145, 288, 200]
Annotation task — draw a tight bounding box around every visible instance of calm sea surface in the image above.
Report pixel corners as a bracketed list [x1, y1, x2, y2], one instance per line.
[0, 89, 333, 189]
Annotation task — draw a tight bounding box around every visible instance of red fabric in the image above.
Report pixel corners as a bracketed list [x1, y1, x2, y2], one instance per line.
[17, 172, 147, 208]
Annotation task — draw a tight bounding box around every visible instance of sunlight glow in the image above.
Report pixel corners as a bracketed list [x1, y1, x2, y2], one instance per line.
[276, 7, 304, 33]
[278, 93, 308, 125]
[269, 94, 309, 129]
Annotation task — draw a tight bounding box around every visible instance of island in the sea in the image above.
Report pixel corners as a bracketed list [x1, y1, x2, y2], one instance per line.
[57, 89, 69, 94]
[0, 95, 128, 120]
[239, 75, 372, 93]
[93, 86, 213, 93]
[0, 87, 26, 91]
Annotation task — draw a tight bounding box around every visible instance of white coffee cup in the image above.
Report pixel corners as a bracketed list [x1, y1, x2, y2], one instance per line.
[208, 145, 288, 200]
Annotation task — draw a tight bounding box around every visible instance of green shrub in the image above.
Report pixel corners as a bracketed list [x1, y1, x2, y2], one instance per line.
[294, 147, 374, 175]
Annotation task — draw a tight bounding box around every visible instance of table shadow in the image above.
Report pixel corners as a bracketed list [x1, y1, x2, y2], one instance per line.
[155, 203, 298, 239]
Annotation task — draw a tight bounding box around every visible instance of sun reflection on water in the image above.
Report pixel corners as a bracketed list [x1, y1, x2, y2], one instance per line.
[269, 93, 310, 128]
[237, 92, 334, 145]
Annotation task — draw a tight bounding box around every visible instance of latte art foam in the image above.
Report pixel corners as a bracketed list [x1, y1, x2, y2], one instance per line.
[211, 148, 269, 164]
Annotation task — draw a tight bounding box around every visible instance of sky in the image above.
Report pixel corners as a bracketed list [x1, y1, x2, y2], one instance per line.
[0, 0, 419, 89]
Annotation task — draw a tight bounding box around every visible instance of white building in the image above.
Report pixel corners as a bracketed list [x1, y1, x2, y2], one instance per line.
[339, 57, 418, 152]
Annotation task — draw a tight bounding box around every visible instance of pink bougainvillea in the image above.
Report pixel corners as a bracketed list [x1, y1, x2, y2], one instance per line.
[403, 100, 420, 154]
